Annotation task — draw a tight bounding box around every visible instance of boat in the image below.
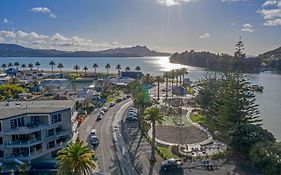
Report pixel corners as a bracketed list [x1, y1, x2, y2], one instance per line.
[251, 84, 264, 92]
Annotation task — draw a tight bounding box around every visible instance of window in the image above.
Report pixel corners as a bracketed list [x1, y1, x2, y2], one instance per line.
[0, 137, 2, 145]
[46, 129, 55, 137]
[10, 117, 24, 129]
[47, 141, 55, 149]
[0, 121, 2, 131]
[51, 113, 62, 124]
[31, 116, 40, 124]
[0, 150, 4, 158]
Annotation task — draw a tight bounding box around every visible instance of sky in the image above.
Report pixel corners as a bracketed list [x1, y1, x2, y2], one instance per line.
[0, 0, 281, 56]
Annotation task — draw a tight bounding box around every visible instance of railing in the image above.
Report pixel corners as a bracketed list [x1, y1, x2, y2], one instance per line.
[4, 123, 56, 134]
[4, 138, 42, 147]
[45, 129, 70, 141]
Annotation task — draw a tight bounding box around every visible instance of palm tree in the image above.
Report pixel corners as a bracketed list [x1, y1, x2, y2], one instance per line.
[8, 62, 13, 68]
[28, 63, 33, 70]
[35, 62, 40, 71]
[93, 63, 98, 74]
[155, 75, 164, 100]
[125, 66, 130, 71]
[116, 64, 121, 75]
[144, 107, 164, 163]
[14, 62, 20, 70]
[105, 63, 111, 77]
[143, 73, 154, 85]
[135, 66, 141, 72]
[58, 63, 64, 73]
[49, 60, 55, 73]
[163, 72, 169, 100]
[74, 65, 80, 76]
[83, 66, 88, 76]
[2, 63, 7, 72]
[180, 68, 188, 85]
[21, 64, 26, 71]
[175, 69, 181, 86]
[56, 138, 95, 175]
[170, 70, 176, 98]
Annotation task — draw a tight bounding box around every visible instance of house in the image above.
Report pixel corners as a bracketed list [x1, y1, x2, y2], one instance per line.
[0, 100, 76, 163]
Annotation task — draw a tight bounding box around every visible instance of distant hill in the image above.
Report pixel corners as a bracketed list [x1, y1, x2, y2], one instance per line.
[258, 46, 281, 71]
[0, 43, 170, 57]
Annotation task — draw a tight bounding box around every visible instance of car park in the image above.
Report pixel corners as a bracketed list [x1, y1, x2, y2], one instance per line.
[160, 158, 183, 171]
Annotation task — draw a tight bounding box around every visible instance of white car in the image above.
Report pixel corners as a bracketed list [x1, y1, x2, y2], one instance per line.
[90, 129, 97, 136]
[128, 111, 138, 117]
[102, 107, 108, 112]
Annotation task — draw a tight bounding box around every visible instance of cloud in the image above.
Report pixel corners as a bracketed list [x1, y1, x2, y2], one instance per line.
[157, 0, 197, 7]
[0, 30, 125, 51]
[31, 7, 56, 19]
[241, 23, 254, 32]
[3, 18, 12, 24]
[0, 37, 4, 43]
[257, 0, 281, 26]
[199, 33, 210, 39]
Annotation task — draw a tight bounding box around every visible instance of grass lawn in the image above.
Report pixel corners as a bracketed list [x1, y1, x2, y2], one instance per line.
[190, 114, 205, 123]
[158, 146, 178, 159]
[159, 115, 193, 127]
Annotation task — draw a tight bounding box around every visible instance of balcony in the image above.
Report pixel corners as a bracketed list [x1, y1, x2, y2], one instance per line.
[4, 138, 42, 148]
[45, 129, 71, 141]
[4, 123, 59, 134]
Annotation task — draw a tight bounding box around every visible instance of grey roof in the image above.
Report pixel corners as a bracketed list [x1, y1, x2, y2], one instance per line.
[0, 100, 75, 119]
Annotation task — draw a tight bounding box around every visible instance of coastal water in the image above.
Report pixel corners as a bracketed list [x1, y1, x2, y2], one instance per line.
[1, 56, 281, 140]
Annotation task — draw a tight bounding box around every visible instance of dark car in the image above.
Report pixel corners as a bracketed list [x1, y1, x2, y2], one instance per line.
[116, 98, 123, 103]
[96, 114, 103, 121]
[91, 135, 99, 147]
[160, 159, 183, 171]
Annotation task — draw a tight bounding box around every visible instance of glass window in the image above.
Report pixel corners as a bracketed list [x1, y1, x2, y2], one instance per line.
[0, 150, 4, 158]
[0, 137, 2, 145]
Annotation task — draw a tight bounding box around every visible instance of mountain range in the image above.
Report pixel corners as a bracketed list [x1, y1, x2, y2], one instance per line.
[0, 43, 170, 57]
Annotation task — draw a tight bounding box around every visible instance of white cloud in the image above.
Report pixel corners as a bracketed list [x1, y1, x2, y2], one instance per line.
[221, 0, 247, 3]
[0, 30, 125, 51]
[264, 18, 281, 26]
[31, 7, 56, 19]
[199, 33, 210, 39]
[157, 0, 197, 7]
[241, 23, 254, 32]
[257, 9, 281, 19]
[262, 1, 278, 7]
[3, 18, 12, 24]
[0, 37, 4, 43]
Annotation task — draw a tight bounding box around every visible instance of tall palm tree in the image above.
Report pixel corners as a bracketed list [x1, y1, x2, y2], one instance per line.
[105, 63, 110, 77]
[74, 65, 80, 76]
[8, 63, 13, 68]
[49, 60, 55, 73]
[143, 73, 154, 85]
[144, 107, 164, 163]
[56, 138, 95, 175]
[155, 75, 164, 100]
[116, 64, 121, 75]
[135, 66, 141, 72]
[58, 63, 64, 73]
[35, 62, 40, 71]
[28, 63, 33, 70]
[175, 69, 181, 86]
[125, 66, 130, 71]
[21, 64, 26, 71]
[2, 63, 7, 72]
[163, 72, 169, 100]
[170, 70, 176, 98]
[93, 63, 98, 74]
[180, 68, 188, 85]
[83, 66, 88, 76]
[14, 62, 20, 70]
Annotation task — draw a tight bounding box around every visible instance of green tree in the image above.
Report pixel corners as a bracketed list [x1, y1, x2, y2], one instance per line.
[28, 63, 33, 70]
[74, 65, 80, 76]
[35, 62, 40, 71]
[143, 73, 154, 85]
[144, 107, 164, 163]
[21, 64, 26, 71]
[105, 63, 110, 76]
[155, 75, 164, 100]
[229, 123, 275, 157]
[14, 62, 20, 70]
[56, 139, 95, 175]
[125, 66, 130, 71]
[2, 63, 7, 72]
[58, 63, 64, 73]
[163, 72, 169, 100]
[180, 68, 187, 85]
[93, 63, 98, 74]
[49, 60, 56, 73]
[83, 66, 88, 76]
[135, 66, 141, 72]
[8, 62, 13, 68]
[116, 64, 121, 75]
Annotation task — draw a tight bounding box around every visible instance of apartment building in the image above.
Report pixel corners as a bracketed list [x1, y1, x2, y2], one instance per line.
[0, 100, 76, 163]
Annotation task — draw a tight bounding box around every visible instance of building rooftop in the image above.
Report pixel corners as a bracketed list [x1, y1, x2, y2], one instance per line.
[0, 100, 75, 119]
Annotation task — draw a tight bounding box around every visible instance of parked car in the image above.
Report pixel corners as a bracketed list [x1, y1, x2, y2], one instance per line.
[128, 111, 138, 117]
[91, 135, 99, 147]
[96, 114, 103, 121]
[116, 98, 123, 103]
[102, 107, 108, 112]
[90, 129, 97, 136]
[126, 94, 131, 98]
[126, 115, 138, 121]
[160, 158, 183, 171]
[109, 102, 115, 107]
